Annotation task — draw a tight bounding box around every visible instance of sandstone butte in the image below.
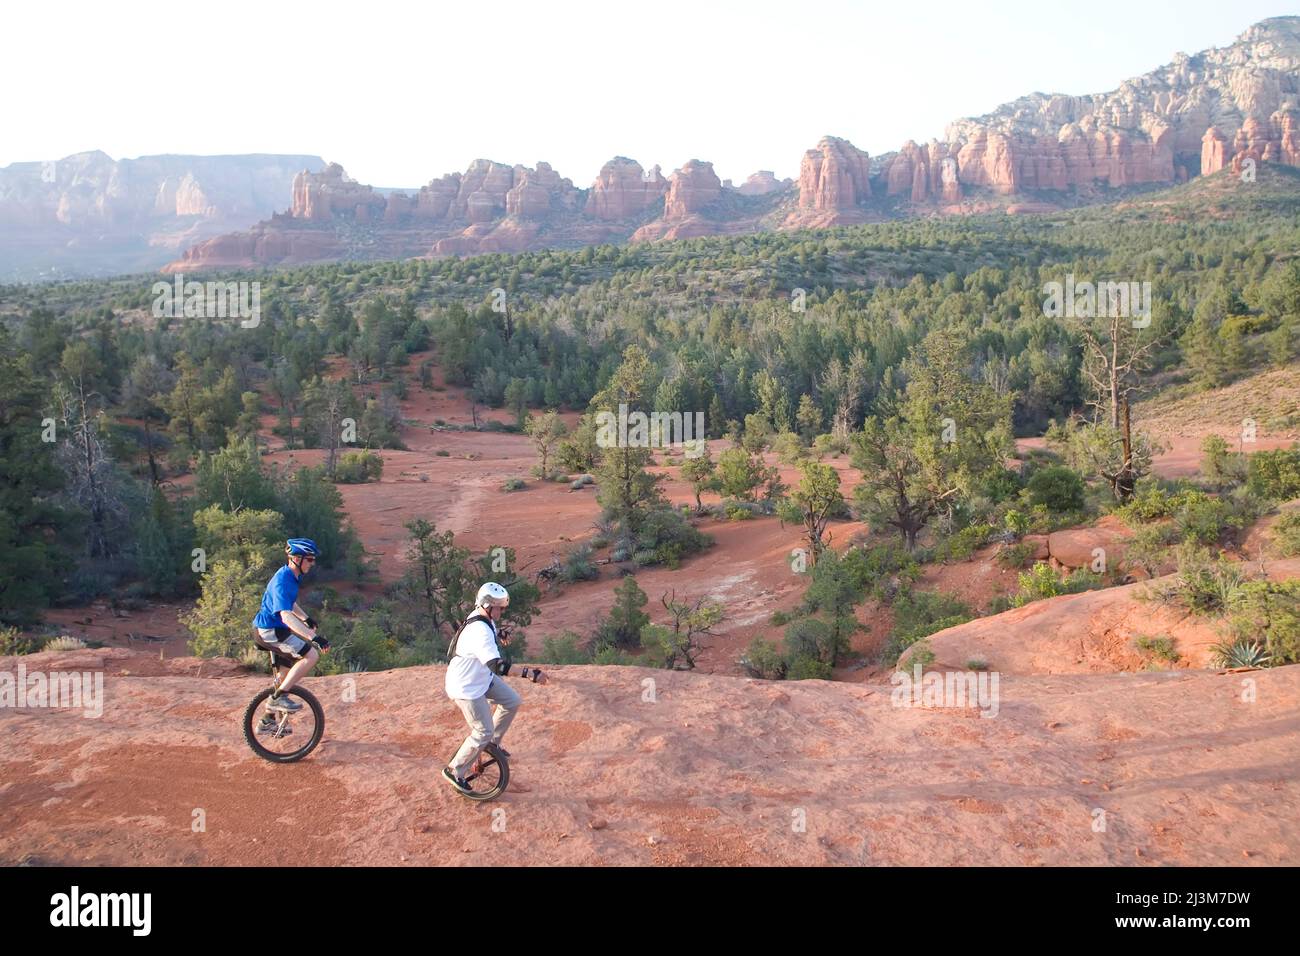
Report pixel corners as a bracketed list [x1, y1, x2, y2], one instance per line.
[161, 16, 1300, 272]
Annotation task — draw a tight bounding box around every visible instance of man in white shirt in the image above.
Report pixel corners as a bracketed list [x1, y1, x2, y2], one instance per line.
[443, 582, 547, 793]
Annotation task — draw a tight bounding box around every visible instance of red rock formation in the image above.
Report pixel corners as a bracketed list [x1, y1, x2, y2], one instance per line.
[585, 158, 668, 220]
[662, 160, 722, 220]
[1201, 126, 1230, 175]
[736, 171, 788, 196]
[798, 136, 870, 210]
[291, 163, 385, 221]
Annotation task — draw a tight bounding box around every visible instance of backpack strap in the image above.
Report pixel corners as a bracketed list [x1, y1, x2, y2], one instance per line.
[446, 612, 493, 662]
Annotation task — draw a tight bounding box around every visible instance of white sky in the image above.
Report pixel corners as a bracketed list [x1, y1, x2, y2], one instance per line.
[3, 0, 1295, 188]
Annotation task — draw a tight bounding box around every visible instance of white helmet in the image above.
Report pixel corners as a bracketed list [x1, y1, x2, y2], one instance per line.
[476, 582, 510, 610]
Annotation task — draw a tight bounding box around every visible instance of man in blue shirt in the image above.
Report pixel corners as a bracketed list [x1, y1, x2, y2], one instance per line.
[252, 538, 326, 714]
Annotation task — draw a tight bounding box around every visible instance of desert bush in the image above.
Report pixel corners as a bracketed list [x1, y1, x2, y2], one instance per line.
[898, 640, 936, 671]
[935, 523, 995, 563]
[0, 626, 36, 656]
[1003, 508, 1031, 538]
[882, 589, 970, 664]
[1226, 579, 1300, 665]
[1247, 447, 1300, 500]
[1273, 511, 1300, 556]
[537, 632, 590, 664]
[1134, 634, 1180, 663]
[740, 637, 787, 680]
[1123, 521, 1178, 578]
[812, 432, 850, 458]
[785, 655, 833, 680]
[1200, 435, 1248, 487]
[782, 618, 842, 667]
[1156, 543, 1247, 614]
[632, 506, 711, 567]
[772, 431, 806, 464]
[560, 543, 600, 582]
[333, 450, 384, 483]
[591, 644, 634, 665]
[1174, 493, 1240, 545]
[1011, 563, 1101, 607]
[42, 635, 88, 652]
[996, 541, 1036, 569]
[501, 477, 527, 492]
[1026, 465, 1086, 513]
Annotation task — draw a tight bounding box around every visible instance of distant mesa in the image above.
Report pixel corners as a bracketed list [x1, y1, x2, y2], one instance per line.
[0, 152, 325, 280]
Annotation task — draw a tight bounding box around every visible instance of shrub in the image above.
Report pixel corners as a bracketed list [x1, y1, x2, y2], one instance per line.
[1011, 563, 1101, 607]
[1200, 435, 1247, 487]
[1247, 447, 1300, 500]
[1273, 511, 1300, 556]
[1026, 465, 1086, 513]
[633, 506, 711, 567]
[996, 541, 1035, 569]
[1003, 509, 1031, 538]
[935, 523, 994, 563]
[965, 658, 989, 671]
[537, 632, 590, 664]
[740, 637, 787, 680]
[0, 626, 36, 656]
[1134, 634, 1180, 663]
[501, 478, 526, 492]
[898, 640, 935, 671]
[1123, 522, 1178, 578]
[42, 635, 88, 652]
[1174, 494, 1240, 546]
[1226, 579, 1300, 665]
[1157, 544, 1246, 614]
[772, 431, 806, 464]
[812, 432, 850, 458]
[333, 450, 384, 483]
[591, 644, 634, 665]
[786, 655, 833, 680]
[882, 590, 970, 664]
[782, 618, 843, 667]
[560, 544, 600, 582]
[1118, 483, 1187, 523]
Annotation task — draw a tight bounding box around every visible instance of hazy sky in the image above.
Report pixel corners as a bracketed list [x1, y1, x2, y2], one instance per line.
[4, 0, 1296, 188]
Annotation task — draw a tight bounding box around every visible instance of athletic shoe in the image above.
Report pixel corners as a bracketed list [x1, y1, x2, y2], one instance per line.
[442, 767, 472, 794]
[258, 717, 291, 736]
[267, 693, 302, 712]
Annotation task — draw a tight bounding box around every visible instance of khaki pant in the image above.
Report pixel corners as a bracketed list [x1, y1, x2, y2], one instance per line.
[447, 677, 521, 778]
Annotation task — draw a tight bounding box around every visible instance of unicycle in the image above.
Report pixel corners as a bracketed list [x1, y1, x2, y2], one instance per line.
[459, 742, 510, 801]
[242, 642, 325, 763]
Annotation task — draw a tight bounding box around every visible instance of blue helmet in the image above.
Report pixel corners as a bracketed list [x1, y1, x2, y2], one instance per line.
[286, 538, 319, 558]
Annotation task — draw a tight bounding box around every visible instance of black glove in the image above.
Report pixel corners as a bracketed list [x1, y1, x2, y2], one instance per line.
[314, 635, 330, 651]
[304, 615, 318, 629]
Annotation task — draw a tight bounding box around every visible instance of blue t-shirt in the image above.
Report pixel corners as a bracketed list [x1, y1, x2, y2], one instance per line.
[253, 565, 301, 630]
